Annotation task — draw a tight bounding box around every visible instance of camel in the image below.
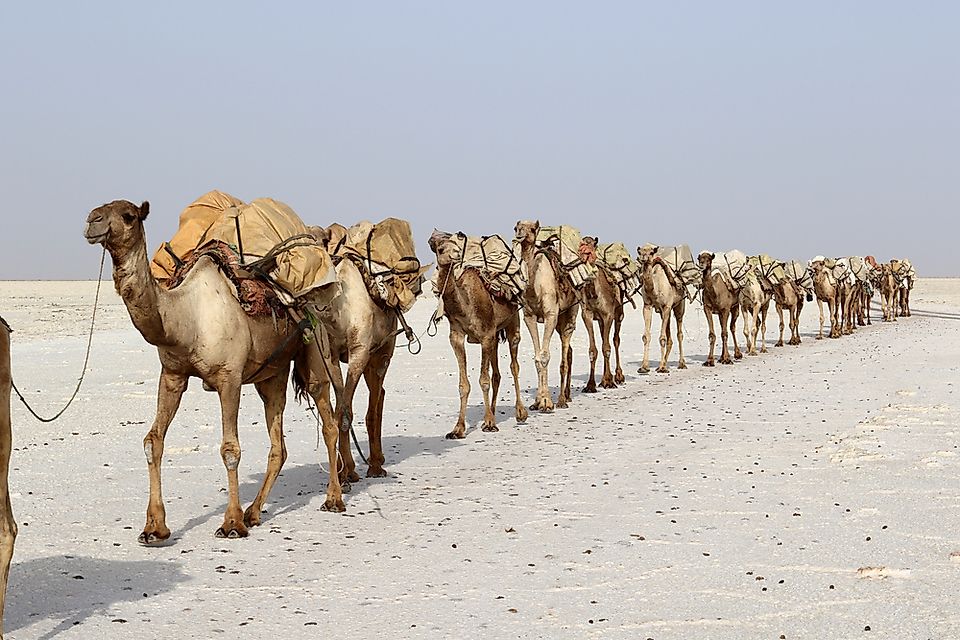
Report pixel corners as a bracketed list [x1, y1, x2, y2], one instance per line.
[636, 244, 686, 373]
[738, 268, 766, 356]
[427, 232, 527, 438]
[879, 263, 899, 322]
[295, 224, 404, 484]
[515, 221, 580, 411]
[810, 259, 841, 339]
[578, 237, 625, 390]
[772, 270, 804, 347]
[85, 200, 344, 542]
[0, 317, 16, 638]
[896, 259, 914, 317]
[698, 252, 742, 366]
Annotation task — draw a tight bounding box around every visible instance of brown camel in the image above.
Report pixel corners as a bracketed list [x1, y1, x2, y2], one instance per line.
[772, 270, 804, 347]
[636, 244, 686, 373]
[85, 200, 344, 541]
[428, 232, 527, 438]
[0, 317, 16, 637]
[578, 237, 625, 390]
[698, 252, 742, 366]
[879, 263, 899, 322]
[810, 259, 841, 339]
[515, 221, 580, 411]
[300, 220, 427, 486]
[896, 259, 914, 317]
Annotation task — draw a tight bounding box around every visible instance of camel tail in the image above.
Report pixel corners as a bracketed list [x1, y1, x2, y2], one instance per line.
[291, 363, 309, 405]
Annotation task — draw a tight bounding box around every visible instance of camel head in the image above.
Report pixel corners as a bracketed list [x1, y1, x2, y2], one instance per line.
[808, 259, 826, 277]
[637, 243, 659, 266]
[85, 200, 149, 252]
[428, 230, 457, 266]
[697, 251, 715, 274]
[514, 220, 539, 247]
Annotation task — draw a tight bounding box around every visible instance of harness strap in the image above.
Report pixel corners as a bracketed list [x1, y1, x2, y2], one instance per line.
[243, 315, 311, 384]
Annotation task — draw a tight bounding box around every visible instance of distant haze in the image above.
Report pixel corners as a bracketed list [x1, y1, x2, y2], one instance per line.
[1, 2, 956, 279]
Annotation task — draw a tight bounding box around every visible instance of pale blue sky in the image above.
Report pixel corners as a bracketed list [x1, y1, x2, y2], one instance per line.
[1, 2, 956, 278]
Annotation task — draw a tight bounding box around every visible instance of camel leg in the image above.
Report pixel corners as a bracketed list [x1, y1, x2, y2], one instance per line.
[657, 309, 671, 373]
[703, 308, 717, 367]
[581, 307, 599, 393]
[816, 298, 824, 339]
[730, 307, 743, 360]
[639, 303, 653, 374]
[0, 324, 16, 635]
[557, 308, 577, 408]
[613, 313, 625, 383]
[313, 375, 345, 513]
[243, 369, 290, 528]
[775, 303, 785, 347]
[362, 350, 392, 475]
[792, 299, 803, 345]
[480, 335, 501, 432]
[336, 357, 366, 484]
[215, 381, 247, 539]
[719, 309, 735, 365]
[741, 305, 755, 356]
[759, 303, 768, 353]
[139, 370, 188, 544]
[507, 315, 528, 424]
[447, 326, 470, 439]
[827, 297, 840, 338]
[525, 309, 555, 412]
[674, 300, 687, 370]
[598, 314, 615, 388]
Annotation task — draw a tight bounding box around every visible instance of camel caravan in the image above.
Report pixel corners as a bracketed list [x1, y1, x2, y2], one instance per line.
[46, 189, 920, 558]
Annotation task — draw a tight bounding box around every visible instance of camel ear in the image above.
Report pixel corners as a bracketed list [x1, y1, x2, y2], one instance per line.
[139, 201, 150, 221]
[710, 252, 716, 260]
[534, 220, 540, 232]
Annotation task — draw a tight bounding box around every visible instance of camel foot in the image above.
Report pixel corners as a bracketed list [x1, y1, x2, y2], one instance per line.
[243, 505, 263, 528]
[614, 371, 625, 384]
[816, 335, 823, 340]
[366, 466, 388, 478]
[321, 497, 346, 513]
[582, 383, 598, 394]
[556, 397, 569, 410]
[445, 430, 465, 440]
[339, 469, 361, 484]
[775, 341, 784, 347]
[600, 377, 616, 389]
[515, 404, 528, 424]
[137, 529, 171, 546]
[481, 424, 499, 433]
[703, 360, 715, 367]
[678, 361, 687, 370]
[734, 350, 743, 360]
[760, 347, 767, 354]
[720, 356, 733, 365]
[747, 351, 758, 357]
[214, 523, 248, 539]
[656, 366, 669, 374]
[638, 366, 650, 374]
[536, 398, 555, 413]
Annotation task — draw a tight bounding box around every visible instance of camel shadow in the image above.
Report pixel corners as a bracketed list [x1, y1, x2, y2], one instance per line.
[177, 431, 464, 536]
[904, 308, 960, 320]
[4, 554, 189, 639]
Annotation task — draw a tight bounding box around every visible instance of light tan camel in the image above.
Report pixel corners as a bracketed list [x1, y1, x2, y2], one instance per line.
[515, 221, 580, 411]
[85, 200, 344, 541]
[428, 232, 527, 438]
[636, 244, 686, 373]
[772, 272, 804, 347]
[738, 269, 766, 357]
[578, 237, 625, 390]
[294, 224, 403, 486]
[896, 259, 914, 317]
[698, 252, 742, 366]
[810, 260, 841, 339]
[879, 263, 899, 322]
[0, 317, 16, 638]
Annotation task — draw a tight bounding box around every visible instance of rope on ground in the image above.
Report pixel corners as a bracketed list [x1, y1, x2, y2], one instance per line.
[11, 247, 106, 422]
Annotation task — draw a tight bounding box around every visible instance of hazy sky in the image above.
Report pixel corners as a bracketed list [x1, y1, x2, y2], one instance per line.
[1, 2, 957, 279]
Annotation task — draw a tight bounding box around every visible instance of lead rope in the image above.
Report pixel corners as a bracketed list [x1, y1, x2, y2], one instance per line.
[11, 247, 106, 422]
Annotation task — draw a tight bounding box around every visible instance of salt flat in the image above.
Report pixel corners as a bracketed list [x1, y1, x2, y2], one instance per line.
[1, 278, 959, 639]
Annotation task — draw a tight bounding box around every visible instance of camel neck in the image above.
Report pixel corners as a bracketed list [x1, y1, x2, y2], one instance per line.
[110, 235, 169, 346]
